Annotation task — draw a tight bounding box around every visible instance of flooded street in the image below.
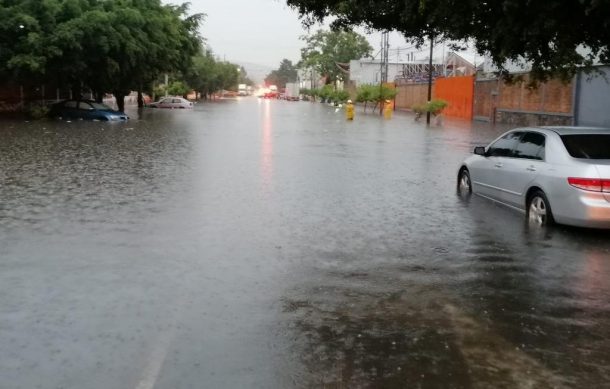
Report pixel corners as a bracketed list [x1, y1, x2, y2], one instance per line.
[1, 99, 609, 388]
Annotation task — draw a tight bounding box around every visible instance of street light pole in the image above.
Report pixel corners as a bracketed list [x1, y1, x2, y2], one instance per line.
[426, 34, 434, 125]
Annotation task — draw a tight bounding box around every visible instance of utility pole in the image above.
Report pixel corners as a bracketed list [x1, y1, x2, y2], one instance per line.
[311, 68, 314, 90]
[426, 34, 434, 125]
[379, 31, 389, 115]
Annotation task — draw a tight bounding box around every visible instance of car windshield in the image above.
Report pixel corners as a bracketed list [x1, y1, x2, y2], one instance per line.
[561, 134, 610, 159]
[90, 102, 113, 110]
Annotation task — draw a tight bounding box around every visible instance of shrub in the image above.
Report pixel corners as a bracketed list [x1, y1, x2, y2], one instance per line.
[428, 99, 448, 115]
[318, 84, 334, 102]
[167, 81, 190, 97]
[154, 85, 167, 98]
[356, 84, 374, 104]
[356, 84, 397, 112]
[333, 90, 350, 103]
[379, 86, 397, 101]
[26, 104, 49, 119]
[412, 99, 448, 116]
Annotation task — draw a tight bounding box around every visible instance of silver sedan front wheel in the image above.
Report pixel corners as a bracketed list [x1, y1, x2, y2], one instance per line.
[457, 169, 472, 195]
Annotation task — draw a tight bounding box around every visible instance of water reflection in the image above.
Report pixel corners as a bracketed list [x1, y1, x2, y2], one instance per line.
[280, 269, 472, 387]
[260, 100, 273, 194]
[0, 115, 195, 236]
[280, 192, 610, 387]
[458, 197, 610, 387]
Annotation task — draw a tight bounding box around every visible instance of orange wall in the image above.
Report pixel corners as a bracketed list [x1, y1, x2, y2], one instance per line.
[434, 76, 474, 119]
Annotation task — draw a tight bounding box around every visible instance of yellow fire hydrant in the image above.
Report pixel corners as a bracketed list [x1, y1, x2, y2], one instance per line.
[346, 100, 355, 120]
[383, 99, 393, 119]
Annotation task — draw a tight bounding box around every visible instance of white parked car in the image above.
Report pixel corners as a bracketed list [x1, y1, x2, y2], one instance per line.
[458, 126, 610, 229]
[148, 97, 193, 109]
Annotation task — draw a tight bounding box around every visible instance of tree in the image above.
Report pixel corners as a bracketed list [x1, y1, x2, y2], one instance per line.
[238, 66, 254, 86]
[355, 84, 375, 112]
[299, 29, 372, 85]
[264, 59, 298, 88]
[182, 50, 243, 99]
[317, 84, 334, 102]
[355, 84, 396, 112]
[96, 1, 203, 111]
[286, 0, 610, 81]
[167, 81, 190, 97]
[215, 61, 240, 91]
[0, 0, 203, 111]
[184, 50, 220, 99]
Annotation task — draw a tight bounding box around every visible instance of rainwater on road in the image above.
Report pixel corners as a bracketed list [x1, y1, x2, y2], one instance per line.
[1, 99, 609, 388]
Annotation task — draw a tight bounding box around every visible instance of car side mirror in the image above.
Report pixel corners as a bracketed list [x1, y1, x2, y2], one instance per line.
[474, 146, 486, 156]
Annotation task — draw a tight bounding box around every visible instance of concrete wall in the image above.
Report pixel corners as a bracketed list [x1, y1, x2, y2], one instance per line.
[0, 83, 22, 111]
[474, 74, 574, 125]
[575, 66, 610, 127]
[395, 83, 431, 110]
[0, 82, 73, 112]
[473, 79, 498, 121]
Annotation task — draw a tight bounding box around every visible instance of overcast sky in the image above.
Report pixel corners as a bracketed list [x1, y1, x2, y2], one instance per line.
[166, 0, 478, 82]
[167, 1, 401, 65]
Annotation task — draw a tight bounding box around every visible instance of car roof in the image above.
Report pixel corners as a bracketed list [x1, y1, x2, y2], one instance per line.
[62, 99, 97, 102]
[534, 126, 610, 136]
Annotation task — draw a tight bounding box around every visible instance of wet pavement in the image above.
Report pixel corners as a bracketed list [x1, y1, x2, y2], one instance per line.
[1, 99, 609, 388]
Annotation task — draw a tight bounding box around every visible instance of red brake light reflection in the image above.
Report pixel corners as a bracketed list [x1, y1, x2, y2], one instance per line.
[568, 177, 610, 192]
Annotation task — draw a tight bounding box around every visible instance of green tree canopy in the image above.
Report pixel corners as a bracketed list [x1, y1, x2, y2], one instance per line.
[264, 59, 298, 88]
[286, 0, 610, 81]
[215, 61, 240, 91]
[238, 66, 254, 86]
[184, 49, 220, 97]
[355, 84, 396, 112]
[182, 50, 242, 98]
[0, 0, 203, 111]
[299, 29, 372, 85]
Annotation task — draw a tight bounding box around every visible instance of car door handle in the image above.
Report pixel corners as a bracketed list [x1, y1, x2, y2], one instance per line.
[494, 163, 503, 168]
[526, 166, 536, 172]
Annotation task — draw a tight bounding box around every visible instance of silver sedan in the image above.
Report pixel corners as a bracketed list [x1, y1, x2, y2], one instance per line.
[148, 97, 193, 109]
[457, 126, 610, 228]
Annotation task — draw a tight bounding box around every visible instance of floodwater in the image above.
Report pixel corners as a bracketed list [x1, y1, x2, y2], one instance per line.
[1, 99, 609, 388]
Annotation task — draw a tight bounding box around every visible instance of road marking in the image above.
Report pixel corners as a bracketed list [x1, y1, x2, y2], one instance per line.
[134, 325, 176, 389]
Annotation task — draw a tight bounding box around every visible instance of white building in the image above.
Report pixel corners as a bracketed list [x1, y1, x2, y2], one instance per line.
[481, 46, 600, 76]
[349, 58, 445, 86]
[349, 59, 407, 86]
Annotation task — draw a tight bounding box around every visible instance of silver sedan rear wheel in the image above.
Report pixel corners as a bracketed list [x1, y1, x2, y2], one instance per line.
[527, 191, 554, 227]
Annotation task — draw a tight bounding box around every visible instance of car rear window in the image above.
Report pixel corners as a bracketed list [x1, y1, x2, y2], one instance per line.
[561, 134, 610, 159]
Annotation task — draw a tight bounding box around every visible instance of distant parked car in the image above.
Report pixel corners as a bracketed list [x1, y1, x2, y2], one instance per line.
[49, 100, 128, 121]
[148, 97, 193, 109]
[457, 126, 610, 229]
[263, 91, 278, 99]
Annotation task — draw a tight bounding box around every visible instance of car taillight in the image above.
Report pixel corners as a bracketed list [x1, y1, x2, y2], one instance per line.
[568, 177, 610, 192]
